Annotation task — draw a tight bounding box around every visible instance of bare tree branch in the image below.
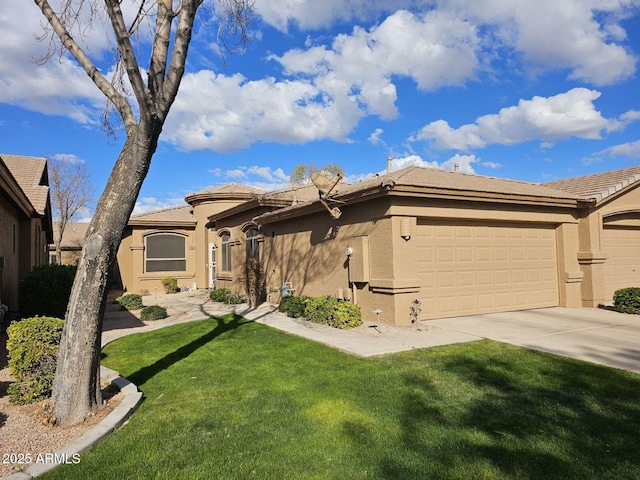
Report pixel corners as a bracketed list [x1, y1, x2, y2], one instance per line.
[34, 0, 137, 131]
[104, 0, 151, 118]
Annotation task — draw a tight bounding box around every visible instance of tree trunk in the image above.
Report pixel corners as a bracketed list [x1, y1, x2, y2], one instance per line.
[52, 121, 161, 426]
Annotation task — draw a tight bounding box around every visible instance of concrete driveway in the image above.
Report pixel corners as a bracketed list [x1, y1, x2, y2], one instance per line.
[426, 307, 640, 374]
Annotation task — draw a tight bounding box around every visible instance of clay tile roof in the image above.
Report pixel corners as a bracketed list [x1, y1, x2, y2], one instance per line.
[1, 154, 49, 215]
[129, 205, 195, 225]
[186, 182, 265, 200]
[53, 222, 90, 248]
[341, 165, 581, 200]
[260, 183, 324, 204]
[544, 165, 640, 203]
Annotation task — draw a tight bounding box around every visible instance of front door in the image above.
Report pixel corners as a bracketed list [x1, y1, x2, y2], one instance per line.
[209, 243, 217, 289]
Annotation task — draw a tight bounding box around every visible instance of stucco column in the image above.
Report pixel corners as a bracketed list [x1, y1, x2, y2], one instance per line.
[577, 211, 607, 307]
[369, 216, 421, 326]
[556, 222, 583, 308]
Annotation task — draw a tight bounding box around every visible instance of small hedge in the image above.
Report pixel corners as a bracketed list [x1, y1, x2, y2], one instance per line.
[116, 293, 144, 310]
[329, 302, 363, 329]
[140, 305, 168, 321]
[161, 277, 179, 294]
[209, 288, 246, 304]
[278, 296, 310, 318]
[278, 294, 362, 329]
[305, 295, 339, 324]
[613, 287, 640, 314]
[6, 316, 64, 404]
[18, 264, 76, 318]
[210, 288, 231, 302]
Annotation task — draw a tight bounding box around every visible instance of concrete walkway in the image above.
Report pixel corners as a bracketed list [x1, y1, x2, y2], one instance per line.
[104, 291, 640, 374]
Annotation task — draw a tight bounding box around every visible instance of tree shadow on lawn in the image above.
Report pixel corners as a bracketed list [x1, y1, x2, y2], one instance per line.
[373, 343, 640, 479]
[108, 313, 250, 389]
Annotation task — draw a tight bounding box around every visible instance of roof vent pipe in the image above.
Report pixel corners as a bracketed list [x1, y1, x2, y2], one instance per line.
[387, 156, 392, 174]
[454, 163, 459, 173]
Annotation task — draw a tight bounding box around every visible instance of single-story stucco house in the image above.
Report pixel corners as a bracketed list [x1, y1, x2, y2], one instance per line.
[0, 154, 53, 314]
[112, 163, 640, 326]
[48, 221, 90, 266]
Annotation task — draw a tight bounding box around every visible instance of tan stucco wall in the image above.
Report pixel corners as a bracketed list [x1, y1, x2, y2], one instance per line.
[117, 226, 196, 294]
[582, 183, 640, 303]
[0, 197, 49, 311]
[192, 199, 261, 290]
[0, 195, 21, 310]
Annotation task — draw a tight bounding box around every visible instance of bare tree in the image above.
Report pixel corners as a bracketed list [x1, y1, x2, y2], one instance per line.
[33, 0, 254, 425]
[48, 156, 94, 264]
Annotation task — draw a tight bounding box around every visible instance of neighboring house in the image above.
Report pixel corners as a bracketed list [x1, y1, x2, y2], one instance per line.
[116, 183, 263, 294]
[110, 163, 640, 325]
[0, 154, 53, 312]
[49, 222, 90, 265]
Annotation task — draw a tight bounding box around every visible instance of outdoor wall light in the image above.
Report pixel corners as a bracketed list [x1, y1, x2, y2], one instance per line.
[345, 246, 353, 257]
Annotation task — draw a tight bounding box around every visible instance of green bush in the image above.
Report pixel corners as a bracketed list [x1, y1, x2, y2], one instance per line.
[228, 294, 247, 304]
[210, 288, 231, 302]
[328, 302, 363, 329]
[116, 293, 144, 310]
[161, 277, 179, 294]
[278, 296, 310, 318]
[6, 316, 64, 404]
[613, 287, 640, 314]
[140, 305, 168, 321]
[304, 295, 339, 324]
[18, 264, 76, 319]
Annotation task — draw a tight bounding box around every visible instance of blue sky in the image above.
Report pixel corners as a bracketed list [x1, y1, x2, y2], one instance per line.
[1, 0, 640, 217]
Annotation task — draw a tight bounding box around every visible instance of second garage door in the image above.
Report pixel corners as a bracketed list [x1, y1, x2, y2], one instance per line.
[602, 226, 640, 300]
[416, 221, 559, 320]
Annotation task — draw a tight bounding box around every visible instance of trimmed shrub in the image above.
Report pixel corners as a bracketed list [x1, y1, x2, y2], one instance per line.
[210, 288, 231, 303]
[278, 296, 310, 318]
[613, 287, 640, 314]
[328, 302, 363, 329]
[140, 305, 168, 321]
[6, 316, 64, 404]
[116, 293, 144, 310]
[161, 277, 179, 294]
[304, 295, 339, 324]
[18, 264, 76, 319]
[228, 294, 247, 304]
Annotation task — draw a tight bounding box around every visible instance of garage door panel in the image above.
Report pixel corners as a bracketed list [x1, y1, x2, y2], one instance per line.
[417, 221, 559, 319]
[603, 227, 640, 299]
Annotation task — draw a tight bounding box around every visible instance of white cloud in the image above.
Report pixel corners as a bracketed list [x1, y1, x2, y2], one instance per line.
[133, 197, 188, 214]
[584, 139, 640, 164]
[162, 71, 360, 151]
[411, 88, 639, 151]
[368, 128, 386, 146]
[53, 153, 85, 164]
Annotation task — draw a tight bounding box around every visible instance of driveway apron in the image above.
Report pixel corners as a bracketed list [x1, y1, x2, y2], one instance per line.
[426, 307, 640, 374]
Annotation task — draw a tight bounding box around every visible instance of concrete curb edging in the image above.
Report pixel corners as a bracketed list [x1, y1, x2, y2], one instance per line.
[3, 367, 143, 480]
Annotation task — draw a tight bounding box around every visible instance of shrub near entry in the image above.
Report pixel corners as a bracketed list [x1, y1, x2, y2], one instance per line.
[140, 305, 168, 321]
[613, 287, 640, 314]
[6, 316, 64, 404]
[116, 293, 144, 310]
[161, 277, 179, 294]
[18, 264, 76, 318]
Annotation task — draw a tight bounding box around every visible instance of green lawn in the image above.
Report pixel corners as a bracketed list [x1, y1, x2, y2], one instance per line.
[42, 314, 640, 479]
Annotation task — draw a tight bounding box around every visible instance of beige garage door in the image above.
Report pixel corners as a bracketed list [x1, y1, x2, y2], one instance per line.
[603, 227, 640, 300]
[416, 221, 558, 319]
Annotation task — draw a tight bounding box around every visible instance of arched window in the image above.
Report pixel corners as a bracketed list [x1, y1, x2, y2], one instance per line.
[246, 227, 260, 261]
[221, 232, 231, 272]
[145, 233, 186, 272]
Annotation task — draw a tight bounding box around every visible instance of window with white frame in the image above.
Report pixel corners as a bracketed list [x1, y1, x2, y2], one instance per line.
[221, 232, 232, 272]
[145, 233, 187, 272]
[246, 226, 260, 261]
